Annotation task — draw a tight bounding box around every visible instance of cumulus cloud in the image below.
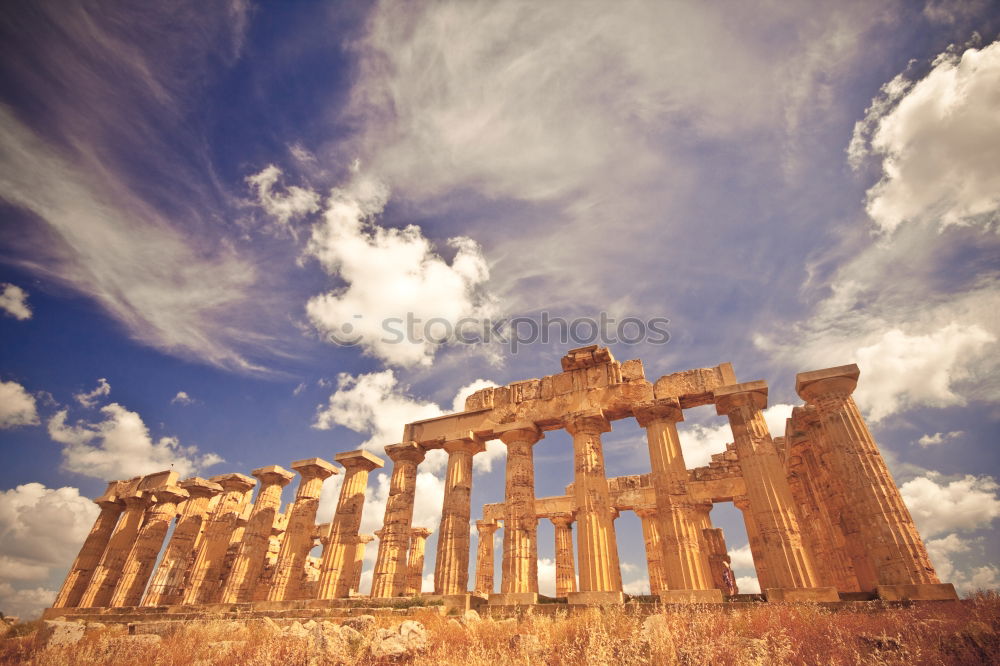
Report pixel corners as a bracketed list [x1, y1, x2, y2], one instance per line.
[900, 473, 1000, 538]
[170, 391, 194, 405]
[246, 164, 321, 235]
[74, 378, 111, 408]
[303, 166, 496, 367]
[47, 403, 223, 480]
[736, 576, 761, 594]
[925, 533, 999, 595]
[728, 544, 756, 573]
[0, 380, 39, 429]
[0, 283, 31, 320]
[851, 40, 1000, 233]
[917, 430, 964, 447]
[678, 404, 794, 468]
[0, 483, 100, 618]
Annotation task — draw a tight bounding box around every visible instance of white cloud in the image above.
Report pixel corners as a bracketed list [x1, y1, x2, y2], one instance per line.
[74, 378, 111, 408]
[678, 404, 794, 468]
[0, 381, 39, 429]
[537, 557, 556, 597]
[900, 473, 1000, 538]
[0, 283, 31, 320]
[925, 533, 999, 595]
[917, 430, 964, 447]
[303, 166, 496, 367]
[170, 391, 194, 406]
[853, 41, 1000, 233]
[47, 403, 223, 480]
[246, 164, 321, 235]
[728, 544, 756, 573]
[736, 575, 761, 594]
[623, 577, 650, 596]
[0, 482, 101, 618]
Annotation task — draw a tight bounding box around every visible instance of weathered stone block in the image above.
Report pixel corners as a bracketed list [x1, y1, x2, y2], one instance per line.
[658, 589, 724, 604]
[876, 583, 959, 601]
[765, 587, 840, 602]
[566, 591, 625, 605]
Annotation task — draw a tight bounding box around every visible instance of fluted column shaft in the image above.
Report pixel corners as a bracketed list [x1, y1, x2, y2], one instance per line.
[372, 442, 426, 597]
[111, 486, 189, 607]
[434, 437, 485, 595]
[53, 484, 124, 608]
[552, 514, 577, 597]
[636, 507, 666, 595]
[733, 495, 774, 591]
[183, 474, 257, 604]
[269, 459, 336, 601]
[80, 492, 149, 607]
[405, 528, 432, 596]
[143, 478, 222, 605]
[566, 411, 622, 593]
[350, 535, 374, 595]
[716, 384, 818, 590]
[474, 521, 498, 596]
[221, 467, 292, 603]
[702, 527, 735, 595]
[500, 424, 542, 595]
[635, 401, 713, 591]
[317, 451, 383, 599]
[799, 372, 939, 588]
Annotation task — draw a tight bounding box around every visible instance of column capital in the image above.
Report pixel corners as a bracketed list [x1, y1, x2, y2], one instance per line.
[475, 520, 498, 533]
[795, 364, 860, 403]
[632, 398, 683, 427]
[252, 465, 295, 487]
[714, 380, 768, 415]
[122, 490, 151, 509]
[564, 410, 611, 435]
[443, 435, 486, 456]
[410, 527, 432, 539]
[359, 534, 375, 544]
[384, 441, 427, 464]
[151, 485, 189, 505]
[549, 512, 575, 527]
[180, 477, 224, 499]
[291, 457, 338, 480]
[732, 495, 750, 512]
[634, 504, 658, 519]
[496, 421, 543, 445]
[334, 449, 385, 472]
[210, 472, 257, 493]
[94, 480, 125, 509]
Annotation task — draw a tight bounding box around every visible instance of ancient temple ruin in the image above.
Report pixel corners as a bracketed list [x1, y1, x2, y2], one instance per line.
[46, 347, 956, 618]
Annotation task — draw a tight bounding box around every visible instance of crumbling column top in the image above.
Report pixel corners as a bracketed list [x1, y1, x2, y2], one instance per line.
[180, 477, 224, 498]
[632, 398, 683, 426]
[151, 485, 189, 505]
[94, 481, 125, 508]
[209, 472, 257, 493]
[564, 409, 612, 435]
[410, 527, 432, 539]
[334, 449, 385, 471]
[496, 420, 543, 444]
[384, 441, 427, 464]
[475, 520, 498, 531]
[795, 364, 860, 401]
[443, 435, 486, 456]
[549, 512, 575, 526]
[291, 457, 339, 479]
[714, 380, 768, 414]
[251, 465, 295, 486]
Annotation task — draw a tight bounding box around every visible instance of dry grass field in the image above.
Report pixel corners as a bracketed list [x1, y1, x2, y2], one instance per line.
[2, 593, 998, 665]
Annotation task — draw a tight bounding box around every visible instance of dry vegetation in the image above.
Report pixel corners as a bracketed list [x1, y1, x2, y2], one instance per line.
[2, 593, 998, 665]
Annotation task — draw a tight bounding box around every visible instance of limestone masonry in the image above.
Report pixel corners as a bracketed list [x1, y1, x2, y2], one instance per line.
[48, 347, 956, 616]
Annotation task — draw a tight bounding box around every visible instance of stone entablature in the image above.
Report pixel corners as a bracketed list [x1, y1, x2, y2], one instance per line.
[48, 348, 956, 614]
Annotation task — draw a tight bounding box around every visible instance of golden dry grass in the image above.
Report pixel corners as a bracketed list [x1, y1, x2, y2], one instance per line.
[3, 592, 998, 665]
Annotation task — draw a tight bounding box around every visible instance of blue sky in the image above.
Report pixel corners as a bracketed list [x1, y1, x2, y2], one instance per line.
[1, 0, 999, 618]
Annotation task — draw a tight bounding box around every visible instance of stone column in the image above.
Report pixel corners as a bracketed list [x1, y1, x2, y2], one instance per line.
[474, 521, 498, 596]
[53, 482, 125, 608]
[316, 450, 384, 599]
[350, 534, 374, 595]
[110, 484, 189, 607]
[371, 442, 426, 597]
[498, 422, 542, 603]
[715, 382, 824, 597]
[220, 466, 293, 603]
[797, 365, 954, 600]
[633, 400, 714, 597]
[405, 527, 432, 596]
[733, 494, 774, 592]
[183, 473, 257, 605]
[551, 513, 577, 597]
[268, 458, 337, 601]
[434, 436, 486, 596]
[79, 489, 150, 608]
[565, 410, 623, 603]
[703, 528, 738, 596]
[635, 506, 666, 595]
[143, 477, 223, 606]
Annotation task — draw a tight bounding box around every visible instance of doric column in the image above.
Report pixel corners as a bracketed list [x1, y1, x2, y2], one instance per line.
[110, 484, 189, 607]
[715, 382, 819, 591]
[434, 435, 486, 595]
[565, 410, 622, 599]
[551, 513, 577, 597]
[633, 399, 713, 592]
[474, 521, 498, 596]
[79, 489, 150, 608]
[371, 442, 426, 597]
[53, 482, 125, 608]
[733, 495, 773, 591]
[183, 473, 257, 604]
[317, 450, 385, 599]
[405, 527, 432, 596]
[143, 477, 223, 606]
[703, 528, 738, 596]
[635, 506, 666, 595]
[220, 466, 293, 603]
[268, 458, 337, 601]
[350, 534, 374, 596]
[499, 422, 542, 598]
[797, 365, 945, 593]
